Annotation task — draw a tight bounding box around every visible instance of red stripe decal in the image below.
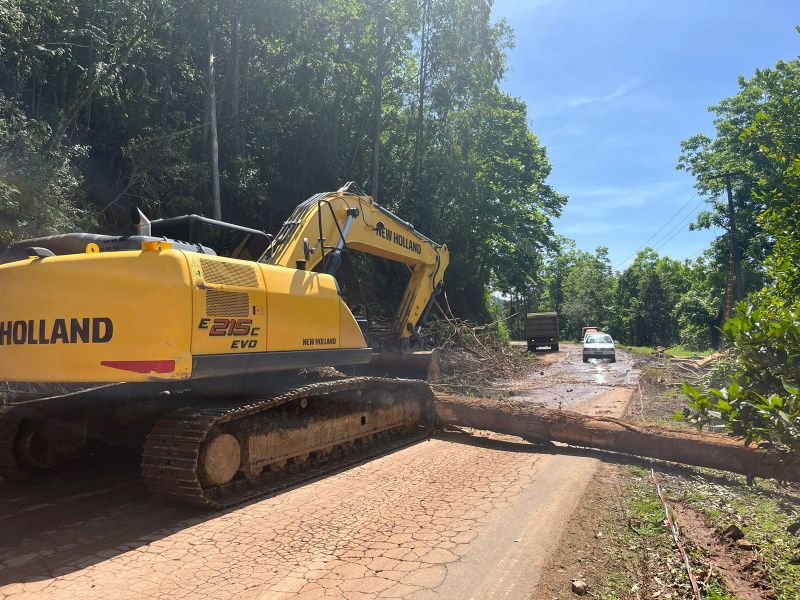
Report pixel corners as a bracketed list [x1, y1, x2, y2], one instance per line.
[100, 360, 176, 374]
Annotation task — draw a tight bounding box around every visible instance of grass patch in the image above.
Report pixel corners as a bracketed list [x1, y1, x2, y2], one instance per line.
[665, 345, 715, 358]
[667, 469, 800, 600]
[590, 466, 701, 599]
[613, 466, 745, 599]
[618, 344, 715, 358]
[704, 581, 739, 600]
[618, 345, 655, 355]
[597, 571, 637, 600]
[621, 356, 798, 598]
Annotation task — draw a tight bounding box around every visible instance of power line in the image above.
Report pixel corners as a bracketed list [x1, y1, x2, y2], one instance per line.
[681, 225, 723, 261]
[683, 247, 707, 260]
[613, 192, 700, 270]
[649, 199, 706, 253]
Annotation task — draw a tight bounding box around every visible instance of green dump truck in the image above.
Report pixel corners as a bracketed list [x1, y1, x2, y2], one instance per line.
[525, 312, 560, 352]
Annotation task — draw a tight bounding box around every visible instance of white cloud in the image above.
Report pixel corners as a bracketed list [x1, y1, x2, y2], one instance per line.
[559, 221, 628, 236]
[528, 79, 642, 120]
[566, 179, 687, 210]
[566, 81, 638, 108]
[535, 122, 587, 140]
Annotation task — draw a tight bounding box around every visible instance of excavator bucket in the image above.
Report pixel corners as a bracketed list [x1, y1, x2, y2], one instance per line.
[359, 350, 440, 383]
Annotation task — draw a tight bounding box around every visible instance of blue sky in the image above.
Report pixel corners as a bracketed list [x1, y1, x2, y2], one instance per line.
[492, 0, 799, 270]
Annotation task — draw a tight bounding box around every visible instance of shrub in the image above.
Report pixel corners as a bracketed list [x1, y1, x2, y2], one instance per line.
[678, 323, 712, 352]
[0, 95, 94, 246]
[682, 301, 800, 455]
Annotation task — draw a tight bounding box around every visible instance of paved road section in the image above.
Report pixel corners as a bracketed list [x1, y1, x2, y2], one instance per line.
[0, 345, 638, 599]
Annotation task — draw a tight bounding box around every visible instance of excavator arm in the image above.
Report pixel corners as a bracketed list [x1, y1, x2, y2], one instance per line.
[262, 185, 449, 344]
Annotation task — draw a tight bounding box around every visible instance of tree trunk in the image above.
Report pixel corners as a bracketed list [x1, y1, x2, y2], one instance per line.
[229, 0, 242, 173]
[370, 3, 386, 200]
[435, 394, 800, 482]
[240, 6, 251, 141]
[31, 65, 37, 117]
[207, 7, 222, 220]
[412, 0, 429, 188]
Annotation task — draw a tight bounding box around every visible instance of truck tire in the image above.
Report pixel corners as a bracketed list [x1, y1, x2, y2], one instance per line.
[610, 355, 616, 363]
[527, 341, 535, 352]
[582, 356, 588, 363]
[552, 343, 560, 352]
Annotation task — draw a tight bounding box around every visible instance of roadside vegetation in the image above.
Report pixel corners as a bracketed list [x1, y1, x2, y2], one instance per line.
[503, 239, 724, 351]
[608, 462, 800, 600]
[639, 362, 800, 600]
[620, 345, 716, 359]
[674, 470, 800, 600]
[678, 44, 800, 457]
[546, 356, 800, 600]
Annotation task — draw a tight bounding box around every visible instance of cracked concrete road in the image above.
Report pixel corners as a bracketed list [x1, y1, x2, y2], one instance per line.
[0, 344, 638, 599]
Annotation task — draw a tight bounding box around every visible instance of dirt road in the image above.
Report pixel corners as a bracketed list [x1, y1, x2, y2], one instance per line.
[0, 345, 639, 599]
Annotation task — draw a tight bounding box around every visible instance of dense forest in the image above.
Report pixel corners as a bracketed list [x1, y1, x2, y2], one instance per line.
[0, 0, 566, 320]
[515, 243, 721, 349]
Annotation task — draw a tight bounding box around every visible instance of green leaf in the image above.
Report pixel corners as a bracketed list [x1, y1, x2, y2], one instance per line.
[715, 400, 732, 413]
[682, 382, 701, 400]
[782, 379, 800, 396]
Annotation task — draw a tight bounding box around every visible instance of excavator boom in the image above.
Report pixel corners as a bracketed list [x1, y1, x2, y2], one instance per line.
[264, 186, 449, 344]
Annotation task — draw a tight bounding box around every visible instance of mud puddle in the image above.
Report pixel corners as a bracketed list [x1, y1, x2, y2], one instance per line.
[499, 343, 640, 410]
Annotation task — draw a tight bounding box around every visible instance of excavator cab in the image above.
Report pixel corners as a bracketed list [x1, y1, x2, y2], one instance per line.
[149, 215, 272, 261]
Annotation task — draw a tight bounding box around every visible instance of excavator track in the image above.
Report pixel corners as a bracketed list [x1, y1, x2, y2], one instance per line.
[0, 402, 91, 482]
[140, 377, 434, 508]
[0, 405, 30, 481]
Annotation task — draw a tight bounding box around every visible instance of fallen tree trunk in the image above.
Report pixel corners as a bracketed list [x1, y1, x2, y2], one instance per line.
[434, 394, 800, 482]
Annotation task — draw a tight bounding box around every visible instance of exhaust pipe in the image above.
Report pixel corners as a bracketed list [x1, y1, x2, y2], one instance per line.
[134, 208, 152, 237]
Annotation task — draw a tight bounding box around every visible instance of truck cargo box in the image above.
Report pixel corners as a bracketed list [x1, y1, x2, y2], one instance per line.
[581, 326, 601, 339]
[525, 312, 559, 351]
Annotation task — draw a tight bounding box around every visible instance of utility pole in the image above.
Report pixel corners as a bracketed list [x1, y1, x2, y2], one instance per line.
[370, 3, 386, 200]
[709, 171, 744, 322]
[207, 5, 222, 220]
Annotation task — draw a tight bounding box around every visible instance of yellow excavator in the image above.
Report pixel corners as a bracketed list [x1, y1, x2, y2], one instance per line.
[0, 184, 449, 507]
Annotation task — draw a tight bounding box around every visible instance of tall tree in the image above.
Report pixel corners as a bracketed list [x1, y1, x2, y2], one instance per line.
[676, 61, 791, 309]
[683, 44, 800, 452]
[540, 246, 613, 340]
[0, 0, 565, 322]
[370, 1, 386, 199]
[206, 3, 221, 219]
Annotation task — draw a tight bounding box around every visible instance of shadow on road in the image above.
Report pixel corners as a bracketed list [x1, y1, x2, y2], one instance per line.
[0, 452, 208, 587]
[4, 426, 795, 590]
[2, 432, 537, 588]
[0, 435, 428, 587]
[438, 427, 800, 507]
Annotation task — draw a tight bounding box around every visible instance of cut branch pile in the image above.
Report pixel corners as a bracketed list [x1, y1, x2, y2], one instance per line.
[426, 306, 528, 396]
